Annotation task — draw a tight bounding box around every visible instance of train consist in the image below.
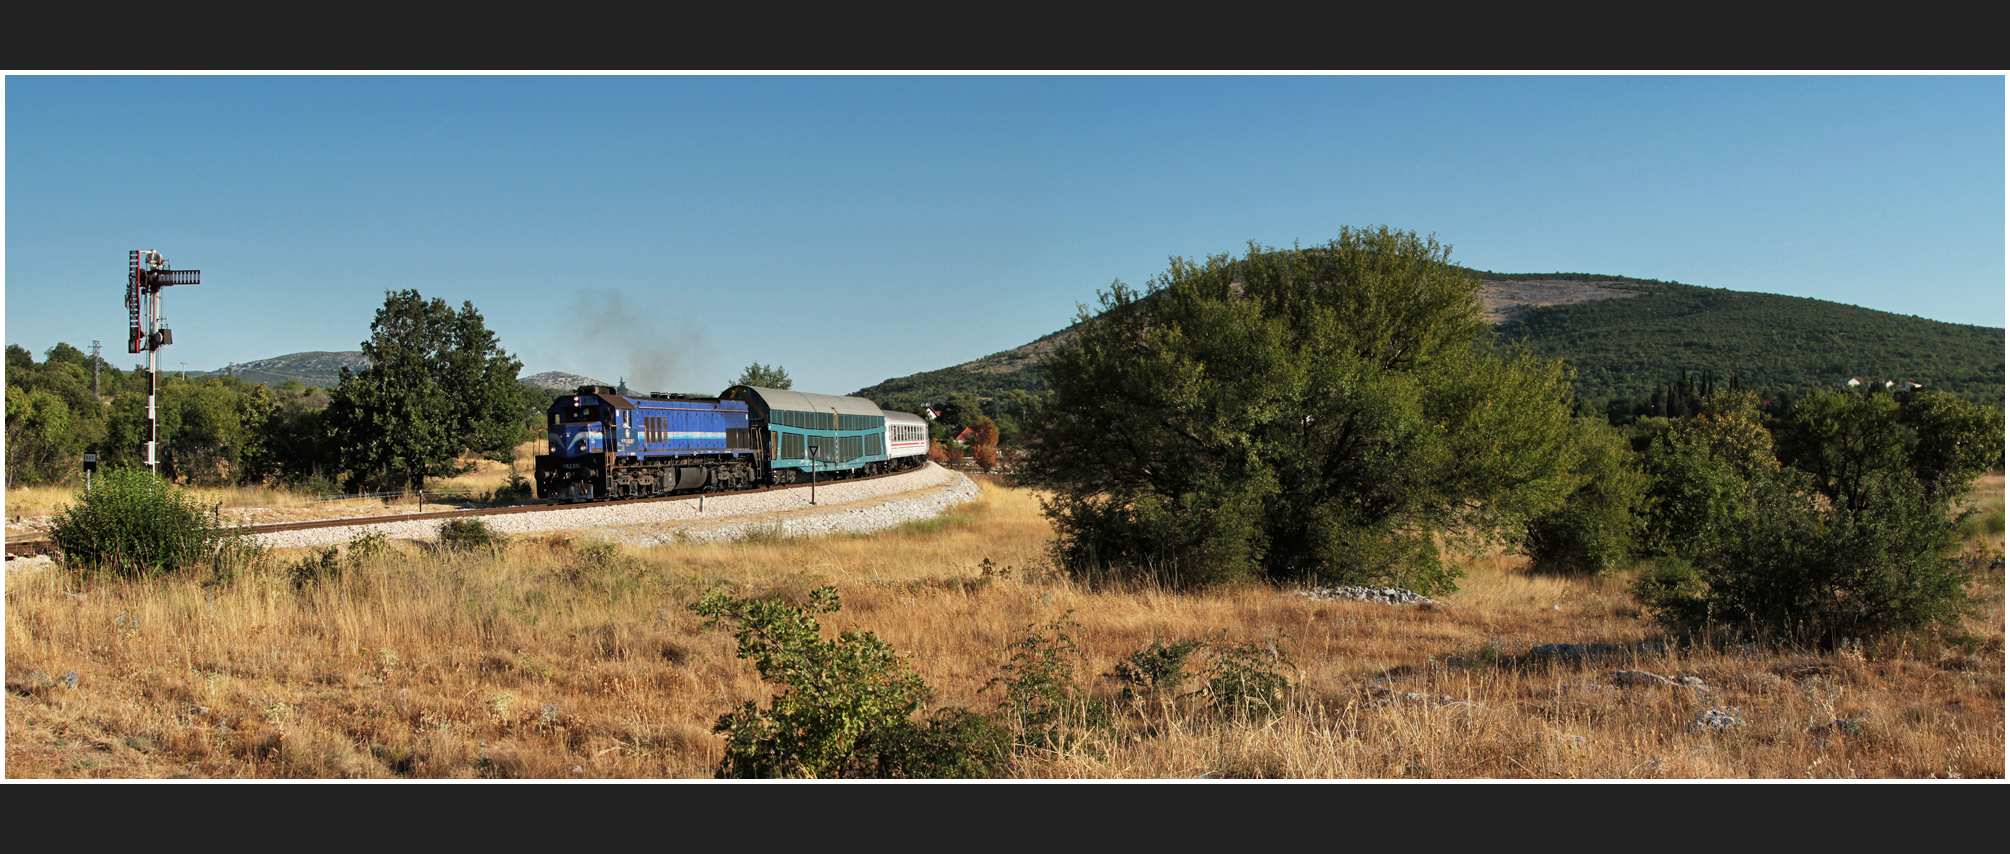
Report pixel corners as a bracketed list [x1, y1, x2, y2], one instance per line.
[534, 384, 930, 501]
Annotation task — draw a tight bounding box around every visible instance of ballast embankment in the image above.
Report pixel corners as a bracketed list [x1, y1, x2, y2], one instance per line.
[253, 463, 978, 549]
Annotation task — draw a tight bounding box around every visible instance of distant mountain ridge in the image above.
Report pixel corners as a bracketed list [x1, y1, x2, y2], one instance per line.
[203, 351, 370, 388]
[520, 371, 611, 391]
[200, 354, 603, 392]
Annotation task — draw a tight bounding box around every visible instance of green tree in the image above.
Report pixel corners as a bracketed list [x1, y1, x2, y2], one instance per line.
[4, 343, 109, 487]
[159, 376, 274, 485]
[242, 382, 334, 487]
[937, 392, 983, 432]
[1636, 390, 1778, 561]
[733, 362, 793, 390]
[325, 291, 524, 492]
[1018, 228, 1582, 593]
[5, 387, 81, 486]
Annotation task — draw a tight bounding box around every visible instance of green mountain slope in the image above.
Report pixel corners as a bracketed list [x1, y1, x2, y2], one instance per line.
[855, 271, 2005, 411]
[1482, 273, 2004, 407]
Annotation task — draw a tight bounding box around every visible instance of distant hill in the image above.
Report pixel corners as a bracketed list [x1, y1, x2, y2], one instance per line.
[201, 355, 606, 394]
[520, 371, 611, 391]
[851, 329, 1068, 413]
[853, 269, 2004, 411]
[1478, 272, 2004, 406]
[202, 351, 370, 388]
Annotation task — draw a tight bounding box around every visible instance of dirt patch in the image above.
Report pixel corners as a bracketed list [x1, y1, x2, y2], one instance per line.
[1480, 279, 1646, 324]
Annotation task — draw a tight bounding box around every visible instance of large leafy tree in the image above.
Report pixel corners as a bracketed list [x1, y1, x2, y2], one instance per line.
[733, 362, 793, 390]
[1019, 228, 1582, 593]
[325, 290, 524, 492]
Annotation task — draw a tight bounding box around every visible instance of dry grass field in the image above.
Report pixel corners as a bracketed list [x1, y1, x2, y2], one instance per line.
[6, 444, 541, 540]
[5, 475, 2002, 779]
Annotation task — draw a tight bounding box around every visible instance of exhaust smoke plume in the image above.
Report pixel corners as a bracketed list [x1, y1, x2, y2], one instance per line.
[558, 289, 715, 395]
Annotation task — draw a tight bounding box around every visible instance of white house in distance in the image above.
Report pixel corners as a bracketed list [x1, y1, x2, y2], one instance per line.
[1833, 377, 1925, 391]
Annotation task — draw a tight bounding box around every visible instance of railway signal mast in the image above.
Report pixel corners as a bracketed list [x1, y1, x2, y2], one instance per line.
[126, 250, 199, 476]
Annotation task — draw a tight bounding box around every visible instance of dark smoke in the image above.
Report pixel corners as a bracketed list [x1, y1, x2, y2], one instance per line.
[557, 289, 715, 394]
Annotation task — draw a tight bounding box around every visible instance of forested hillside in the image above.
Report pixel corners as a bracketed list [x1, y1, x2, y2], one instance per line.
[856, 269, 2004, 413]
[1482, 273, 2004, 407]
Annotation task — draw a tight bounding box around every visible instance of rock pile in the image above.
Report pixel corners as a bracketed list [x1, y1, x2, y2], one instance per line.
[1297, 586, 1443, 606]
[1685, 708, 1743, 733]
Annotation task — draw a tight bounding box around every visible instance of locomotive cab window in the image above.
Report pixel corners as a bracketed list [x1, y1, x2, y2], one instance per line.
[554, 404, 603, 424]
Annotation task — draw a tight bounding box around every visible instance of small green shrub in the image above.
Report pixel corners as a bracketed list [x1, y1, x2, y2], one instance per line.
[1632, 391, 1999, 649]
[300, 473, 342, 498]
[1646, 472, 1972, 647]
[1108, 636, 1205, 703]
[1629, 556, 1709, 629]
[285, 546, 343, 590]
[1201, 634, 1295, 720]
[437, 517, 507, 553]
[984, 614, 1104, 749]
[489, 473, 534, 504]
[693, 586, 1003, 778]
[48, 468, 239, 577]
[345, 530, 393, 565]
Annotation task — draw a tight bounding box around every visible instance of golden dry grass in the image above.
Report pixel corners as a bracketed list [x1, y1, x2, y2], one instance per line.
[6, 477, 2002, 779]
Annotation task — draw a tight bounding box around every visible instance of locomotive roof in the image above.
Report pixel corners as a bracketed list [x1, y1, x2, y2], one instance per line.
[556, 387, 746, 412]
[726, 385, 885, 419]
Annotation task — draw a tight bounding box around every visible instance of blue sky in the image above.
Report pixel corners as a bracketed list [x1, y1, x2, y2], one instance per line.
[5, 74, 2003, 397]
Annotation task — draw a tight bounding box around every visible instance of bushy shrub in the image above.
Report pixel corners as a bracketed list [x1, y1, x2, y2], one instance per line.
[1627, 556, 1709, 630]
[345, 529, 394, 563]
[1105, 634, 1295, 720]
[984, 615, 1115, 749]
[1199, 635, 1295, 720]
[489, 473, 534, 504]
[1659, 472, 1971, 647]
[1524, 419, 1648, 574]
[436, 517, 507, 553]
[1635, 392, 2001, 648]
[1108, 636, 1205, 702]
[285, 546, 343, 590]
[693, 586, 1005, 778]
[48, 467, 237, 577]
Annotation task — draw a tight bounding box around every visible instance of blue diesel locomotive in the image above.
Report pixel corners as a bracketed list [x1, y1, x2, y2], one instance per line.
[534, 384, 930, 501]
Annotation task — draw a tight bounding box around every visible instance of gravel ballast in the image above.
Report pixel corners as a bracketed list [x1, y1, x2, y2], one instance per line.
[252, 463, 980, 550]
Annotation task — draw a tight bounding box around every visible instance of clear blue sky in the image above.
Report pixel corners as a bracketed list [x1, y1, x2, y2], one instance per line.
[5, 74, 2003, 397]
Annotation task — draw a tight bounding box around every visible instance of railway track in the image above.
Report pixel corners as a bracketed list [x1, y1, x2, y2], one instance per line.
[4, 465, 920, 558]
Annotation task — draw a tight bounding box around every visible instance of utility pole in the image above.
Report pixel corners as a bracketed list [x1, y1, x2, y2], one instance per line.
[127, 250, 200, 476]
[89, 340, 102, 397]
